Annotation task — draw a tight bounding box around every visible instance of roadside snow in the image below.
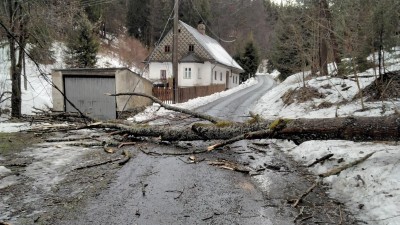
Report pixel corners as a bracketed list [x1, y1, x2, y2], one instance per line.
[251, 51, 400, 225]
[130, 77, 258, 122]
[0, 122, 30, 132]
[283, 140, 400, 224]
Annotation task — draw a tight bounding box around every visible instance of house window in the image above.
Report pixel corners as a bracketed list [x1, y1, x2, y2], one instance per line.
[220, 72, 222, 81]
[184, 68, 192, 79]
[198, 68, 201, 79]
[214, 71, 217, 80]
[160, 70, 166, 80]
[189, 44, 194, 52]
[165, 45, 171, 53]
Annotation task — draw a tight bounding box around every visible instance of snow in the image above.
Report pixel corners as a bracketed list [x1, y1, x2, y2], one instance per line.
[0, 36, 399, 224]
[0, 122, 30, 132]
[283, 140, 400, 224]
[130, 77, 258, 122]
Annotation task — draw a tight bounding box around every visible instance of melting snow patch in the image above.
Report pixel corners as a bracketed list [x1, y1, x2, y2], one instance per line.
[284, 140, 400, 225]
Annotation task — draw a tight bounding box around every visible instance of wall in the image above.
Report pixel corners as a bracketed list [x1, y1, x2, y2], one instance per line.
[148, 62, 173, 81]
[51, 68, 153, 116]
[149, 61, 240, 89]
[51, 71, 64, 111]
[115, 69, 153, 111]
[179, 62, 212, 87]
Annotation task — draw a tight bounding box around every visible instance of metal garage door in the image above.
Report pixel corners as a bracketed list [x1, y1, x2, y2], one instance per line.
[64, 76, 116, 120]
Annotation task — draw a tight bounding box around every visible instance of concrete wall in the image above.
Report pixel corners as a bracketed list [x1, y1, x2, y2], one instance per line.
[51, 71, 64, 111]
[115, 69, 153, 111]
[51, 68, 153, 116]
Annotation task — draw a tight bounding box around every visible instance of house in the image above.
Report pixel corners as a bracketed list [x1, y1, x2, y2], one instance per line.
[51, 68, 153, 120]
[147, 21, 244, 90]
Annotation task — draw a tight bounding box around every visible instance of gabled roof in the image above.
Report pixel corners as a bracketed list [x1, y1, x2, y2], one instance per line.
[180, 52, 205, 63]
[180, 21, 243, 72]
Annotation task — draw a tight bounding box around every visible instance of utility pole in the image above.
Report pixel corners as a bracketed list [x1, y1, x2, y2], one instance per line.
[172, 0, 179, 103]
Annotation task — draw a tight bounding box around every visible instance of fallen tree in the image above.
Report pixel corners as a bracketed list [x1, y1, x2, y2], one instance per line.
[80, 92, 400, 150]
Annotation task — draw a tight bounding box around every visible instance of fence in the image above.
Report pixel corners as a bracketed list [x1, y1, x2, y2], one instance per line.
[152, 84, 226, 104]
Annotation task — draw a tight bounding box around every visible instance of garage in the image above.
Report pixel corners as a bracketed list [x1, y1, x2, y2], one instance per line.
[64, 76, 116, 120]
[51, 68, 154, 120]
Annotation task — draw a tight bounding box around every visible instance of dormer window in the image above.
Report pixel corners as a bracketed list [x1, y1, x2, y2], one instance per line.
[165, 45, 171, 53]
[189, 44, 194, 52]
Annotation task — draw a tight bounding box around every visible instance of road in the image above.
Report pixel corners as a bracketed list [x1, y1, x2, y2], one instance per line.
[53, 75, 355, 225]
[195, 75, 275, 121]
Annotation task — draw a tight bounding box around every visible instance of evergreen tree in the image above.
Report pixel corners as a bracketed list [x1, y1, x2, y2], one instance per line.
[66, 15, 99, 68]
[268, 5, 304, 80]
[126, 0, 150, 46]
[180, 0, 212, 27]
[235, 38, 260, 81]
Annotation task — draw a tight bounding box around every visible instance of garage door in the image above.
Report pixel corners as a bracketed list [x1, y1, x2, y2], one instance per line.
[64, 76, 116, 120]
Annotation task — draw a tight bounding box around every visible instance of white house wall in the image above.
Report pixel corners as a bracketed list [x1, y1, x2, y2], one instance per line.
[179, 62, 212, 87]
[148, 62, 173, 81]
[149, 61, 240, 88]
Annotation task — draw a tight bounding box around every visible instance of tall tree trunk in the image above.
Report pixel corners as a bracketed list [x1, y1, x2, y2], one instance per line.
[321, 0, 341, 75]
[7, 0, 28, 118]
[8, 0, 22, 118]
[318, 0, 329, 76]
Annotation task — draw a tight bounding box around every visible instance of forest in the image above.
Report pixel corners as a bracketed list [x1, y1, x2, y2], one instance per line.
[0, 0, 399, 117]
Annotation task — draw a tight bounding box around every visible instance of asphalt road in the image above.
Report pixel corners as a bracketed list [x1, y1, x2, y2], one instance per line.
[55, 75, 356, 225]
[195, 75, 276, 121]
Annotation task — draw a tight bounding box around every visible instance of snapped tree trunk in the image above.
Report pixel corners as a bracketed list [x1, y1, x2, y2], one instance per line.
[89, 115, 400, 145]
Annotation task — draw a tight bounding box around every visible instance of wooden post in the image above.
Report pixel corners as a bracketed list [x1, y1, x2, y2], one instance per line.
[172, 0, 179, 103]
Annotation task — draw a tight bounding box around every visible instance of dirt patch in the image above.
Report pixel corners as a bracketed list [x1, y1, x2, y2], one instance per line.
[362, 71, 400, 101]
[0, 132, 43, 155]
[282, 86, 326, 105]
[315, 101, 334, 109]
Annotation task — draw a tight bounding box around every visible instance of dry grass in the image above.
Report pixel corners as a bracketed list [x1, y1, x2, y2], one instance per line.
[282, 86, 326, 105]
[100, 34, 149, 70]
[362, 71, 400, 101]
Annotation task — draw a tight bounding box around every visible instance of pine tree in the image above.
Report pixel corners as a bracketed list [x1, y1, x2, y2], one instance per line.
[126, 0, 150, 45]
[235, 38, 260, 81]
[268, 5, 304, 80]
[66, 15, 99, 68]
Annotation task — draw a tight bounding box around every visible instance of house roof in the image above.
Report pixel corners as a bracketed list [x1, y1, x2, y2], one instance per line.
[180, 52, 205, 63]
[180, 21, 244, 72]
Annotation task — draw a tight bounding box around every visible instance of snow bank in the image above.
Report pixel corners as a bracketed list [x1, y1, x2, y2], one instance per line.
[253, 67, 400, 119]
[283, 140, 400, 225]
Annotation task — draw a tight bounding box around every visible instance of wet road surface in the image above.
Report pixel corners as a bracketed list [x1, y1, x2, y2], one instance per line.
[54, 75, 356, 225]
[195, 75, 275, 121]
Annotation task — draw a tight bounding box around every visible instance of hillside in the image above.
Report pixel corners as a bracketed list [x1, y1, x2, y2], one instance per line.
[0, 38, 145, 116]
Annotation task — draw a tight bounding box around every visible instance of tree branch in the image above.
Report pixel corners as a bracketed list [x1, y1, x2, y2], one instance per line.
[106, 92, 221, 124]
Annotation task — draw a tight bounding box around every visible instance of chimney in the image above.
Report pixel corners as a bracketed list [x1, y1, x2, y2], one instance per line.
[197, 21, 206, 35]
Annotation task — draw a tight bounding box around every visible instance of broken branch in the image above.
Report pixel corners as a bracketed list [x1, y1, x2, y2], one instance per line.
[292, 179, 321, 208]
[307, 153, 334, 167]
[319, 152, 375, 178]
[106, 92, 221, 124]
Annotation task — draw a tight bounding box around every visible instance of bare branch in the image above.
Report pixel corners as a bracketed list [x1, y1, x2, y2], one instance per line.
[106, 92, 221, 124]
